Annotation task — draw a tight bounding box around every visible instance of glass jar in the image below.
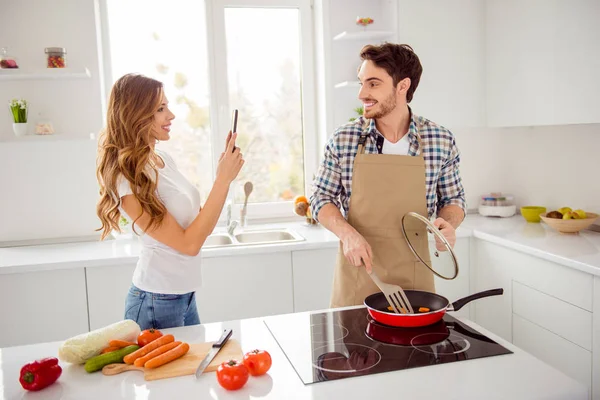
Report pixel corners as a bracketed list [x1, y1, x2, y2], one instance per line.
[0, 47, 19, 69]
[45, 47, 66, 68]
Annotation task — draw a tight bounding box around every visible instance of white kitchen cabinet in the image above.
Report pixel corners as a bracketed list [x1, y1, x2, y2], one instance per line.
[86, 264, 136, 331]
[433, 237, 471, 320]
[472, 237, 594, 341]
[471, 238, 515, 342]
[0, 268, 89, 347]
[472, 238, 597, 397]
[486, 0, 600, 127]
[513, 281, 592, 351]
[291, 248, 337, 312]
[513, 314, 592, 390]
[195, 253, 293, 323]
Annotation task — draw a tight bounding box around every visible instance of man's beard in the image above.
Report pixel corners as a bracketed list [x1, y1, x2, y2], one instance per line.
[364, 90, 397, 119]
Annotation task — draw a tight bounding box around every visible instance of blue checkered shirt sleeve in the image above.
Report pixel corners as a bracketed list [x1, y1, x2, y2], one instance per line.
[310, 134, 342, 221]
[436, 135, 466, 213]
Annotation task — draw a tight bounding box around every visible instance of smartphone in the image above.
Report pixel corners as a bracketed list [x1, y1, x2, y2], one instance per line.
[231, 109, 238, 134]
[230, 109, 238, 152]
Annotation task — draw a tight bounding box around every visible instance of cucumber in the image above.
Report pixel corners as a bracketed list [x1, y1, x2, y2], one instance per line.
[84, 345, 140, 373]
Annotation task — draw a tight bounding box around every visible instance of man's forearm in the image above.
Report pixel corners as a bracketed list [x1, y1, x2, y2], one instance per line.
[438, 205, 465, 229]
[317, 203, 356, 241]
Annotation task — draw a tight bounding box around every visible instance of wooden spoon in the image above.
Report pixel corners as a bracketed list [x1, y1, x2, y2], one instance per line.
[243, 182, 253, 207]
[241, 182, 253, 225]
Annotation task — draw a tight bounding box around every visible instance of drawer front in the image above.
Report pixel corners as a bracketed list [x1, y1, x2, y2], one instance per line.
[513, 314, 592, 388]
[508, 247, 593, 311]
[513, 281, 592, 350]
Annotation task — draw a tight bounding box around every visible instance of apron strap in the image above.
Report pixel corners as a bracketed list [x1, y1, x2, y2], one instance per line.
[357, 134, 369, 155]
[358, 118, 424, 155]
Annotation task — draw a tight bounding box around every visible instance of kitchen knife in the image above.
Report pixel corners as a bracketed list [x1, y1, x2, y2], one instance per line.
[195, 329, 233, 378]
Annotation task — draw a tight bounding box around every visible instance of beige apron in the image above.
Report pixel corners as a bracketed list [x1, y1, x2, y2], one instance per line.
[330, 128, 435, 308]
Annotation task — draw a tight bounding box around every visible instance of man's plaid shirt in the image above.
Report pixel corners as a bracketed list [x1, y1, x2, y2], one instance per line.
[310, 112, 466, 222]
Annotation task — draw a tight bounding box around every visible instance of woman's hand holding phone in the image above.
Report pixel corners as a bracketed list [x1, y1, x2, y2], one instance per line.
[216, 131, 244, 185]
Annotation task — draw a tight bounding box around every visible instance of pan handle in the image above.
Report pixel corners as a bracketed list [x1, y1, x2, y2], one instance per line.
[449, 288, 504, 312]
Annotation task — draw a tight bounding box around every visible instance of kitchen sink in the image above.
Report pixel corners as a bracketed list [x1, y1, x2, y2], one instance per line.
[234, 229, 304, 244]
[202, 228, 304, 248]
[203, 234, 234, 247]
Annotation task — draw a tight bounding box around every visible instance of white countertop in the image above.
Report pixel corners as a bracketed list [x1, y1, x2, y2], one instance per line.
[1, 215, 600, 277]
[0, 307, 588, 400]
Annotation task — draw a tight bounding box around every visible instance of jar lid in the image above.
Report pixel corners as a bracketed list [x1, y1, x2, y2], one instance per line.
[45, 47, 66, 54]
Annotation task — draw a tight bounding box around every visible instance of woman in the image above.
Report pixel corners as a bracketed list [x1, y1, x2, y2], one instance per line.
[96, 73, 244, 330]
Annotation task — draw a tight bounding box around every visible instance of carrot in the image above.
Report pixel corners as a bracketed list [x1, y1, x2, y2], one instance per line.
[418, 307, 430, 313]
[109, 340, 138, 348]
[123, 334, 175, 364]
[144, 342, 190, 369]
[134, 341, 181, 367]
[101, 346, 120, 354]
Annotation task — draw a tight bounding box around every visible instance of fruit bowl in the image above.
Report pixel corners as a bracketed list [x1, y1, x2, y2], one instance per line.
[540, 212, 599, 234]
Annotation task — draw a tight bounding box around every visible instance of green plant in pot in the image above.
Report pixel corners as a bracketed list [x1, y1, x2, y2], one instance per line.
[9, 98, 28, 136]
[348, 106, 363, 122]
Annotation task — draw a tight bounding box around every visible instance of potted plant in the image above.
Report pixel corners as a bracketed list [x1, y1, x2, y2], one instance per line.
[349, 106, 363, 122]
[9, 98, 28, 136]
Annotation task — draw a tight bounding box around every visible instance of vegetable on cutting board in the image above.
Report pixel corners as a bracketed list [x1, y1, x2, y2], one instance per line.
[123, 334, 175, 364]
[84, 345, 139, 373]
[19, 357, 62, 391]
[134, 341, 181, 367]
[58, 320, 141, 364]
[109, 340, 138, 348]
[144, 342, 190, 369]
[101, 346, 121, 354]
[137, 328, 163, 347]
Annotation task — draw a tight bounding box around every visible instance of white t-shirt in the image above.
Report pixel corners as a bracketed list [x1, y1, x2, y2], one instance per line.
[117, 150, 203, 294]
[381, 133, 410, 155]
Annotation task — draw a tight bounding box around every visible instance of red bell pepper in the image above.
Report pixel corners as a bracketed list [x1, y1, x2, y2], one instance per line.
[19, 357, 62, 391]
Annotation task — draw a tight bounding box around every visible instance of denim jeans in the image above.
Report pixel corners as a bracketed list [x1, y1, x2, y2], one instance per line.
[124, 284, 200, 331]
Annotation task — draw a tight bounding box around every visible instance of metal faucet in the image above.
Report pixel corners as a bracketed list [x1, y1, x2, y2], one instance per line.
[226, 201, 238, 236]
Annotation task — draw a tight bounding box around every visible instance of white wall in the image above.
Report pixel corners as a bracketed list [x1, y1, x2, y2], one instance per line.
[398, 0, 486, 129]
[395, 0, 600, 216]
[0, 0, 104, 243]
[456, 124, 600, 213]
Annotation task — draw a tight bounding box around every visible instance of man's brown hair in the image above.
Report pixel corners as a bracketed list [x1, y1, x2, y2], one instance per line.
[359, 43, 422, 103]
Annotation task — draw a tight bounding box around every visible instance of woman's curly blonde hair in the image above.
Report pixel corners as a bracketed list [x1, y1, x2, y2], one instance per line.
[96, 74, 167, 239]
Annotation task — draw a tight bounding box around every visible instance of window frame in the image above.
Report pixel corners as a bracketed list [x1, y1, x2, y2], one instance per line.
[98, 0, 319, 224]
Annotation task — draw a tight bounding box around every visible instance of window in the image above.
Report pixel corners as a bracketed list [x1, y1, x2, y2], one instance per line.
[101, 0, 316, 221]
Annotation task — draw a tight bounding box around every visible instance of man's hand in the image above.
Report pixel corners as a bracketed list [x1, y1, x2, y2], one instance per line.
[341, 229, 373, 273]
[432, 217, 456, 251]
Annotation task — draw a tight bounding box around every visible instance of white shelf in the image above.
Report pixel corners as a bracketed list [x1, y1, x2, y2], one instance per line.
[0, 68, 91, 81]
[333, 30, 395, 41]
[334, 81, 361, 89]
[0, 133, 96, 143]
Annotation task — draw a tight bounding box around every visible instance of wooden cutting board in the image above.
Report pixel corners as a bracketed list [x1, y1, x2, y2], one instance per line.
[102, 339, 242, 381]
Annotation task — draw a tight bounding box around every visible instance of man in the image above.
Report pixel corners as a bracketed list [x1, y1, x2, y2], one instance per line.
[310, 43, 466, 308]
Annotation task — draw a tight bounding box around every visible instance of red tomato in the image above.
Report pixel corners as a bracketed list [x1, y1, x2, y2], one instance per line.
[137, 329, 163, 347]
[216, 360, 249, 391]
[243, 349, 272, 376]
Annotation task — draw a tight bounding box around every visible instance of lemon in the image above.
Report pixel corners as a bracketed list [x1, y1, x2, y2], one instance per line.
[557, 207, 572, 215]
[573, 209, 587, 219]
[562, 211, 575, 220]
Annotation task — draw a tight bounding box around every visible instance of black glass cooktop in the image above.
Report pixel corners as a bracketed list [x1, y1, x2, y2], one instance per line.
[264, 307, 513, 384]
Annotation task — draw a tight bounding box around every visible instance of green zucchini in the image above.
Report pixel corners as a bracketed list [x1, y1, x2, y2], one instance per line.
[84, 345, 140, 373]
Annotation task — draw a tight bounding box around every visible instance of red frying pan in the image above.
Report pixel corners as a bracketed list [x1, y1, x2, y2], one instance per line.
[364, 288, 503, 328]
